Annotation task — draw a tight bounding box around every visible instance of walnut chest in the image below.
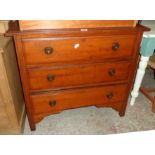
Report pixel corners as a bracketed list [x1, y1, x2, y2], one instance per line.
[7, 20, 148, 130]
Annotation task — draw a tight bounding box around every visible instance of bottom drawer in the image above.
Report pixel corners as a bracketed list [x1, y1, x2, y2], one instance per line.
[31, 84, 128, 115]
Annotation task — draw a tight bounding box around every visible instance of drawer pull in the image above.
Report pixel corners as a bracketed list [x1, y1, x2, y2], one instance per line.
[108, 68, 116, 76]
[49, 100, 57, 107]
[112, 42, 120, 51]
[106, 92, 114, 99]
[44, 47, 53, 55]
[47, 74, 55, 81]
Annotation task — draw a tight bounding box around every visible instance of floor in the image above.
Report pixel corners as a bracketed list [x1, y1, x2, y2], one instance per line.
[24, 69, 155, 135]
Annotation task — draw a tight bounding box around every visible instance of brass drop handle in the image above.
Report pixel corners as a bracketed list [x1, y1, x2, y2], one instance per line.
[49, 100, 56, 107]
[106, 92, 114, 99]
[44, 47, 53, 55]
[47, 74, 55, 81]
[112, 42, 120, 51]
[108, 68, 116, 76]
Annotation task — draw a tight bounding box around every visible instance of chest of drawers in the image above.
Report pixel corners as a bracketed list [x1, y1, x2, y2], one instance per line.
[7, 21, 148, 130]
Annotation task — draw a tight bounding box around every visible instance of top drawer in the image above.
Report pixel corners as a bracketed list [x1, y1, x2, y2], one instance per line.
[22, 35, 136, 65]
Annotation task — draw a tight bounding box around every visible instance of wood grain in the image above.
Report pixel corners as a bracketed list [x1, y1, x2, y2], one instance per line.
[140, 87, 155, 112]
[6, 21, 148, 130]
[13, 36, 36, 130]
[23, 35, 136, 65]
[28, 61, 130, 91]
[19, 20, 138, 30]
[0, 36, 25, 134]
[31, 84, 128, 116]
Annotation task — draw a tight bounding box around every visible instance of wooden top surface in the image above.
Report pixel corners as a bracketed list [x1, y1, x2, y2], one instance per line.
[5, 21, 150, 37]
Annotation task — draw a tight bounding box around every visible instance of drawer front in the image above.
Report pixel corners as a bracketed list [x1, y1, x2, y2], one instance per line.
[28, 61, 130, 91]
[23, 35, 136, 65]
[31, 84, 128, 115]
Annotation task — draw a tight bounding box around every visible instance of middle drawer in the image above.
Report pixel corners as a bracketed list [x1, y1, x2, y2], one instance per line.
[28, 61, 130, 91]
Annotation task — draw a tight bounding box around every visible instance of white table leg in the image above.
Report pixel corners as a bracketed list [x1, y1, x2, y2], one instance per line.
[130, 56, 150, 106]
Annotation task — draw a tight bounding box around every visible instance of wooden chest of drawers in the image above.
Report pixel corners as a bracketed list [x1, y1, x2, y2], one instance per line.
[7, 21, 148, 130]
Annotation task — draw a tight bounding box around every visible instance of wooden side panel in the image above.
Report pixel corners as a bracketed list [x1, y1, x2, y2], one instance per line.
[13, 36, 36, 130]
[3, 37, 24, 121]
[118, 31, 143, 116]
[19, 20, 138, 30]
[0, 36, 25, 134]
[0, 46, 20, 133]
